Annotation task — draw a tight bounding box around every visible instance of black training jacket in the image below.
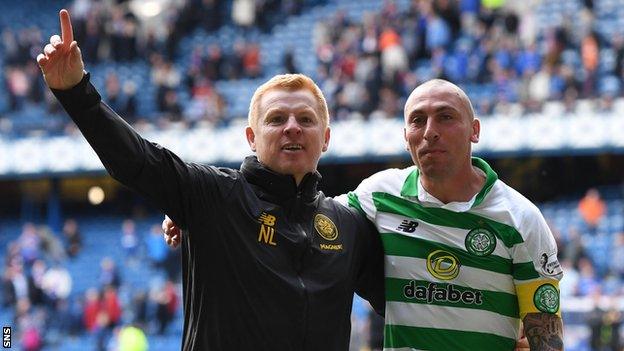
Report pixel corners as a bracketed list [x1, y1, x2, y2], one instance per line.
[52, 74, 385, 351]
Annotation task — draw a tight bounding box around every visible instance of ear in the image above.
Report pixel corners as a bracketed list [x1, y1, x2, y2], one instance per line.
[245, 126, 256, 151]
[321, 126, 331, 152]
[470, 118, 480, 143]
[403, 127, 409, 151]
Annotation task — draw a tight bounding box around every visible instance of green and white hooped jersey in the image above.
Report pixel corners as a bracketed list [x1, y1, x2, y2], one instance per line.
[336, 158, 563, 351]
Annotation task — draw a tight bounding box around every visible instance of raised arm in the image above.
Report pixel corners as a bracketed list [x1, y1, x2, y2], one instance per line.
[37, 9, 195, 228]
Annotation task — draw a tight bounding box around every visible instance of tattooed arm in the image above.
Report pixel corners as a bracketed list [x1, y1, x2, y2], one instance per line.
[523, 312, 564, 351]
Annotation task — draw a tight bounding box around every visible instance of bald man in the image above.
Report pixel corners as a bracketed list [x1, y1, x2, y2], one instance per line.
[339, 79, 564, 350]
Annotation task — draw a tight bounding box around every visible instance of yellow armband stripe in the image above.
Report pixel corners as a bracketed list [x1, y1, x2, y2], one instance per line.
[515, 279, 561, 318]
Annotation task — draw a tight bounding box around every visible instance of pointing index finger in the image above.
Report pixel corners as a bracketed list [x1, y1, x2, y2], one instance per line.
[59, 9, 74, 45]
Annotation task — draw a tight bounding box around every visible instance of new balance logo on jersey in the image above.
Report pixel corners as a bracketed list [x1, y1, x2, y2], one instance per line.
[397, 220, 418, 233]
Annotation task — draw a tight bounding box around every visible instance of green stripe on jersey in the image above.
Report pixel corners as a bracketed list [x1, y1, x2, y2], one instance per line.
[384, 324, 516, 351]
[513, 262, 541, 280]
[385, 277, 519, 318]
[347, 192, 366, 216]
[381, 233, 512, 275]
[373, 192, 524, 248]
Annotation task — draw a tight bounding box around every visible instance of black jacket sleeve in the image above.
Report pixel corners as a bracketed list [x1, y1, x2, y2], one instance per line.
[52, 74, 197, 228]
[354, 216, 385, 316]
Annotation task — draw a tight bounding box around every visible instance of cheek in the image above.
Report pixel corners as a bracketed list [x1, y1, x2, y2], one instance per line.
[405, 131, 421, 146]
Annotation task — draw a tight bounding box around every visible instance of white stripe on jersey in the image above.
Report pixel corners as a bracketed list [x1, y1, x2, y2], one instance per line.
[385, 301, 520, 339]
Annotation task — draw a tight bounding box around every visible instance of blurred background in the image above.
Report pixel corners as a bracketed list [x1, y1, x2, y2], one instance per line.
[0, 0, 623, 350]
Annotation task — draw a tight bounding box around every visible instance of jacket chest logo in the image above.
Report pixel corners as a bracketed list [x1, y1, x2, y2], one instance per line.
[314, 214, 338, 241]
[315, 214, 342, 251]
[258, 212, 277, 246]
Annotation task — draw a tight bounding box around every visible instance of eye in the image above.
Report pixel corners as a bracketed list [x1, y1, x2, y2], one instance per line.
[266, 115, 285, 124]
[441, 114, 453, 120]
[411, 115, 425, 126]
[300, 115, 314, 124]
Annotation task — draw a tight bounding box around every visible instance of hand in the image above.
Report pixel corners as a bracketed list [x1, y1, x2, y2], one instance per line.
[162, 215, 181, 248]
[514, 336, 529, 351]
[36, 9, 85, 90]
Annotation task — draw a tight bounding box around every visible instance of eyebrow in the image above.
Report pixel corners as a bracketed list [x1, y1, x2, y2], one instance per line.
[265, 105, 317, 117]
[408, 105, 460, 119]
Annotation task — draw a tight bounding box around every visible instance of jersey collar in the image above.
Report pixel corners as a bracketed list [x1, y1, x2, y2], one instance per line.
[400, 157, 498, 210]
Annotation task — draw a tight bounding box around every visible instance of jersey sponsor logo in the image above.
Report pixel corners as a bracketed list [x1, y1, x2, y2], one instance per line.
[396, 219, 418, 233]
[465, 227, 496, 256]
[539, 252, 563, 277]
[426, 250, 461, 280]
[258, 212, 277, 246]
[403, 281, 483, 305]
[533, 283, 559, 313]
[314, 214, 338, 241]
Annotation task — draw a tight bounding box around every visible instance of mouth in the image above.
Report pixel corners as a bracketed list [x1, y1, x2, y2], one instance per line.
[420, 149, 445, 156]
[282, 143, 304, 152]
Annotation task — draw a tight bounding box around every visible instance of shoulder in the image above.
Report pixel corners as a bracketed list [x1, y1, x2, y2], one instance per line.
[188, 163, 242, 182]
[356, 166, 417, 195]
[494, 181, 544, 222]
[322, 196, 371, 227]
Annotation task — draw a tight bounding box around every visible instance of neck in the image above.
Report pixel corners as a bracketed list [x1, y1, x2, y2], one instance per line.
[294, 174, 304, 186]
[420, 163, 486, 204]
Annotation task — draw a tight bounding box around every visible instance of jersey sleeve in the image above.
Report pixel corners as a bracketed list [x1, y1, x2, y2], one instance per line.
[512, 207, 564, 318]
[334, 177, 379, 222]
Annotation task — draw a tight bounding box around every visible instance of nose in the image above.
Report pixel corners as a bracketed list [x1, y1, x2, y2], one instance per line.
[283, 115, 302, 135]
[423, 118, 439, 142]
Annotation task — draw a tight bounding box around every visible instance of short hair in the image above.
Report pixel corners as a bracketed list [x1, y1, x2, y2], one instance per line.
[248, 74, 329, 129]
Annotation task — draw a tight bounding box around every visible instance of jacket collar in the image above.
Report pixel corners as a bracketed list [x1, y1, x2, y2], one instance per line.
[240, 156, 321, 203]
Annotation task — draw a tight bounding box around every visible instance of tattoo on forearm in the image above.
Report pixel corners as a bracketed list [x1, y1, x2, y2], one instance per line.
[523, 313, 564, 351]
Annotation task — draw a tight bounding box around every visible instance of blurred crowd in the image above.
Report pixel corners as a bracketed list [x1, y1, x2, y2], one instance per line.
[1, 218, 181, 351]
[3, 0, 624, 136]
[313, 0, 624, 121]
[557, 189, 624, 298]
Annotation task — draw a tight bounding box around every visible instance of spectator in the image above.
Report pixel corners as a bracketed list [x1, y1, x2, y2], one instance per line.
[37, 226, 66, 262]
[283, 48, 298, 74]
[154, 280, 178, 334]
[610, 232, 624, 279]
[588, 295, 623, 351]
[578, 188, 606, 234]
[4, 264, 28, 307]
[146, 224, 168, 269]
[17, 223, 41, 266]
[102, 285, 122, 328]
[578, 257, 601, 296]
[28, 260, 46, 306]
[62, 219, 82, 258]
[161, 90, 183, 123]
[581, 31, 600, 97]
[83, 288, 101, 332]
[120, 219, 139, 262]
[41, 263, 72, 308]
[99, 257, 121, 288]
